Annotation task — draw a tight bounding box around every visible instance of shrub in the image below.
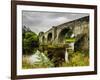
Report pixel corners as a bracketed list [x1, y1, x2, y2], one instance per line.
[23, 31, 39, 55]
[62, 51, 89, 67]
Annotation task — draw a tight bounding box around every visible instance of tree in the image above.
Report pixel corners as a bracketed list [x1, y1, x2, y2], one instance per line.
[22, 26, 39, 55]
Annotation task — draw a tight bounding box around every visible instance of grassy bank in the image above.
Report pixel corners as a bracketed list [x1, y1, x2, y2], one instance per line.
[62, 51, 89, 67]
[22, 51, 89, 69]
[22, 53, 54, 69]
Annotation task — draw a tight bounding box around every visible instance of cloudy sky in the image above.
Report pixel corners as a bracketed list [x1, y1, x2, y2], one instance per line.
[22, 11, 89, 34]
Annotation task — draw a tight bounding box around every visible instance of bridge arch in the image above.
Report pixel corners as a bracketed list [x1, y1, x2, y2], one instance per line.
[42, 36, 46, 44]
[47, 33, 52, 43]
[58, 28, 71, 43]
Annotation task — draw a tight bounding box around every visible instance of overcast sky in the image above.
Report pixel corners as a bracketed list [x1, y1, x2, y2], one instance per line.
[22, 11, 89, 34]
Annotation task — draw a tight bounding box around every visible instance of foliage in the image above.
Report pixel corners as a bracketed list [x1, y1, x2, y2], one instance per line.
[22, 26, 89, 68]
[22, 60, 54, 69]
[65, 38, 75, 43]
[22, 26, 39, 55]
[22, 52, 54, 69]
[65, 29, 73, 38]
[62, 51, 89, 67]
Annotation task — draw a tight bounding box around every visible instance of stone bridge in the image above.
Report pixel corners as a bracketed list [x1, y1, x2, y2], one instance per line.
[39, 16, 89, 52]
[38, 16, 89, 65]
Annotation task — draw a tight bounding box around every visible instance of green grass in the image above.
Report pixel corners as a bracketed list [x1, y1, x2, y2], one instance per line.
[62, 51, 89, 67]
[65, 38, 76, 43]
[22, 51, 89, 69]
[22, 55, 54, 69]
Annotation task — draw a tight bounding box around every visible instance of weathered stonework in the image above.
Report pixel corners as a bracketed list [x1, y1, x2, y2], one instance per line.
[39, 16, 89, 52]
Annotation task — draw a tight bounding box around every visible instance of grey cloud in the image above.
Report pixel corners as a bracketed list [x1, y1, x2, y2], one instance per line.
[22, 11, 89, 34]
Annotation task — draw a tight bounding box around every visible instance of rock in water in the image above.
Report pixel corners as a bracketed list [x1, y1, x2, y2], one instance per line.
[29, 50, 41, 64]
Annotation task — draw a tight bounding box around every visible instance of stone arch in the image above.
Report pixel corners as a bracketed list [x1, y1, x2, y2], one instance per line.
[39, 32, 44, 36]
[58, 28, 71, 43]
[47, 33, 52, 43]
[42, 36, 45, 44]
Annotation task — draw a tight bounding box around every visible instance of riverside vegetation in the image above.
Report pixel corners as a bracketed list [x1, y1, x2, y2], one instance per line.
[22, 26, 89, 69]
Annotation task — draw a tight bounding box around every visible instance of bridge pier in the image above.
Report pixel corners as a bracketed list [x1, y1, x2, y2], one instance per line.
[65, 48, 69, 63]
